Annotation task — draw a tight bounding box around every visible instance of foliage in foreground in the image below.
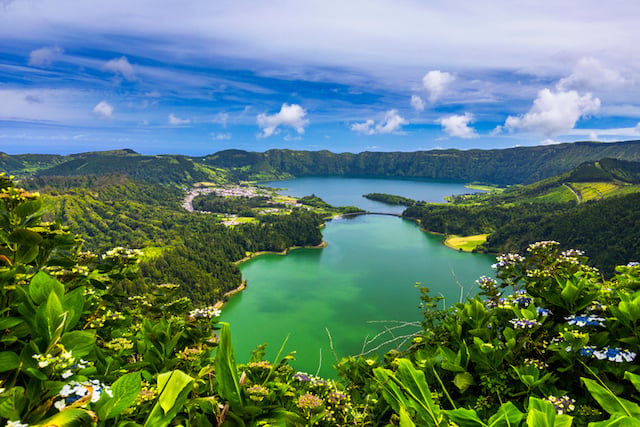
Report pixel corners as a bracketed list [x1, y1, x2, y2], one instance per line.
[2, 174, 640, 426]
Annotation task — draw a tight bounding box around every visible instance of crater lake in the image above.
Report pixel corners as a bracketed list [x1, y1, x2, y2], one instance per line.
[220, 177, 495, 378]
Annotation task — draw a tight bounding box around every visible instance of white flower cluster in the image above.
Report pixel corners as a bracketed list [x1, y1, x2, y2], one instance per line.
[189, 306, 222, 318]
[32, 349, 89, 372]
[527, 241, 560, 251]
[492, 253, 524, 269]
[54, 379, 112, 410]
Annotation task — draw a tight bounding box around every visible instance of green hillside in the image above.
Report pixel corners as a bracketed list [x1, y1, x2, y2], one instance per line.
[203, 140, 640, 184]
[403, 159, 640, 275]
[5, 139, 640, 186]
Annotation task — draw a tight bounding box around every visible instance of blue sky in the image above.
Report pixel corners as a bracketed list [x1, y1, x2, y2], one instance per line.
[1, 0, 640, 156]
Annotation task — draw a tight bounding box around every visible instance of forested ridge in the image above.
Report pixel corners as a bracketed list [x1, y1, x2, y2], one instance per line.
[21, 174, 325, 305]
[203, 140, 640, 184]
[5, 139, 640, 185]
[402, 158, 640, 276]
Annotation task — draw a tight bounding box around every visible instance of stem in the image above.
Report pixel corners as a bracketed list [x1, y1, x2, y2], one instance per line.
[431, 366, 457, 410]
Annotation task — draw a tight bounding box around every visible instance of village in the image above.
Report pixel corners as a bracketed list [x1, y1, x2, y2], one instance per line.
[181, 184, 304, 225]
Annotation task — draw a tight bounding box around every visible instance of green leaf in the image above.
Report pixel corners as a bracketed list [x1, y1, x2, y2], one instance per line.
[445, 408, 486, 426]
[29, 271, 64, 306]
[0, 386, 25, 420]
[589, 415, 640, 427]
[0, 317, 24, 330]
[214, 322, 244, 411]
[0, 351, 20, 372]
[624, 371, 640, 393]
[582, 377, 640, 417]
[453, 372, 474, 393]
[488, 401, 524, 427]
[526, 397, 558, 427]
[44, 291, 65, 344]
[31, 408, 95, 427]
[97, 372, 141, 419]
[62, 287, 85, 331]
[400, 406, 418, 427]
[157, 370, 194, 415]
[144, 370, 194, 427]
[61, 330, 96, 359]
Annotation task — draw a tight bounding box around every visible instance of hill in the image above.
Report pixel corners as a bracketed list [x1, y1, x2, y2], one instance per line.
[402, 158, 640, 275]
[5, 139, 640, 186]
[203, 140, 640, 184]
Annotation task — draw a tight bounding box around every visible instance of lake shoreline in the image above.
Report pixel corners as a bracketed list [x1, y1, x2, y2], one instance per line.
[214, 240, 328, 310]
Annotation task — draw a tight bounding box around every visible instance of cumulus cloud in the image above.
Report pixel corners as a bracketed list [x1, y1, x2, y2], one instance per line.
[92, 100, 114, 118]
[212, 112, 229, 127]
[168, 113, 191, 125]
[257, 103, 308, 138]
[503, 89, 600, 136]
[28, 46, 63, 67]
[439, 113, 478, 138]
[410, 95, 425, 112]
[103, 56, 135, 80]
[423, 70, 455, 102]
[557, 57, 626, 91]
[350, 109, 407, 135]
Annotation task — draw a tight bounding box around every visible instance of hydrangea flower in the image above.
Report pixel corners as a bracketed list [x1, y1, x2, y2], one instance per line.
[294, 372, 312, 382]
[579, 346, 636, 362]
[513, 290, 532, 306]
[492, 253, 524, 269]
[510, 319, 539, 329]
[565, 314, 605, 327]
[247, 384, 269, 402]
[537, 307, 552, 317]
[476, 276, 497, 290]
[189, 306, 222, 318]
[55, 380, 112, 410]
[544, 395, 576, 415]
[297, 393, 323, 409]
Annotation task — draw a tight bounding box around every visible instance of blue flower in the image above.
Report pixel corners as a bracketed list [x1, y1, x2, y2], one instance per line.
[565, 314, 605, 327]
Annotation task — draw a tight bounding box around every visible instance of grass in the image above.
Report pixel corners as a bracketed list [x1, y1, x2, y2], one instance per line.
[444, 234, 488, 252]
[465, 183, 505, 193]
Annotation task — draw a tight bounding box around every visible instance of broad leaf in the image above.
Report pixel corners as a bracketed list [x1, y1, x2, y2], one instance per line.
[214, 322, 244, 411]
[488, 401, 524, 427]
[0, 351, 20, 372]
[445, 408, 486, 426]
[582, 377, 640, 417]
[97, 372, 141, 419]
[144, 370, 194, 427]
[29, 271, 64, 306]
[61, 330, 96, 359]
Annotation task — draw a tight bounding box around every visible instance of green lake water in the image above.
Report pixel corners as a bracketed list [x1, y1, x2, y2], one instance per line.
[220, 178, 496, 378]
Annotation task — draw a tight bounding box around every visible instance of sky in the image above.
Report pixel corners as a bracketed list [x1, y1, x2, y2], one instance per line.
[1, 0, 640, 156]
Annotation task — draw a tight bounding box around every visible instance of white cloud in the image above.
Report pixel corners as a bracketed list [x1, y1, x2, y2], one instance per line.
[439, 113, 478, 138]
[103, 56, 135, 80]
[423, 70, 455, 102]
[168, 113, 191, 125]
[28, 46, 63, 67]
[410, 95, 425, 112]
[350, 120, 375, 135]
[92, 100, 114, 118]
[504, 89, 600, 136]
[212, 112, 229, 127]
[257, 103, 308, 138]
[350, 109, 407, 135]
[210, 132, 231, 140]
[557, 57, 626, 91]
